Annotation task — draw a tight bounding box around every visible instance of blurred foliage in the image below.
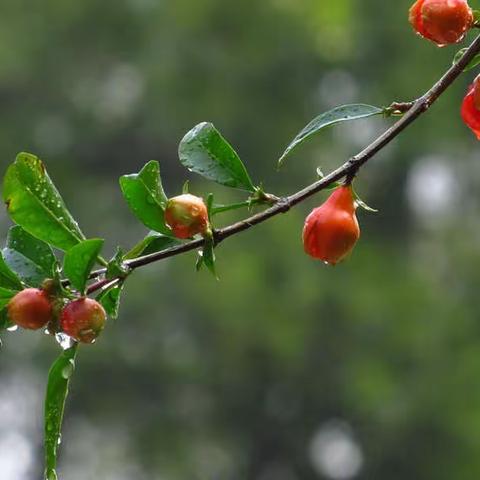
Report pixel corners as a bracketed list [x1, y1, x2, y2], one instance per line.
[2, 1, 480, 479]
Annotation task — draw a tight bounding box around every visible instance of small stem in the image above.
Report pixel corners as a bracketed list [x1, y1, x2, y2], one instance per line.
[86, 278, 111, 295]
[211, 201, 253, 215]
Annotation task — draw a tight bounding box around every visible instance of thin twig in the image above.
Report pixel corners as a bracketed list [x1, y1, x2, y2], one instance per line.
[84, 34, 480, 294]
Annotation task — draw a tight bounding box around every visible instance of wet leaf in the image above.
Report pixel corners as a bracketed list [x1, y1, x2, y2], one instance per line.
[44, 344, 78, 480]
[97, 281, 124, 319]
[179, 122, 256, 192]
[3, 153, 86, 251]
[63, 239, 104, 294]
[0, 252, 23, 290]
[119, 160, 171, 234]
[3, 226, 56, 287]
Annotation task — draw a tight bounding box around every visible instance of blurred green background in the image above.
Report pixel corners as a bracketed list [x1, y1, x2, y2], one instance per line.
[2, 1, 480, 479]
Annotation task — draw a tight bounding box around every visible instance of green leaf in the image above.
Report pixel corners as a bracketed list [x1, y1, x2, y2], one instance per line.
[44, 344, 78, 480]
[0, 252, 23, 290]
[206, 193, 214, 219]
[0, 307, 12, 330]
[278, 104, 384, 167]
[124, 232, 181, 259]
[97, 282, 124, 319]
[198, 234, 218, 279]
[178, 122, 256, 192]
[0, 287, 16, 310]
[106, 248, 129, 280]
[2, 153, 86, 251]
[119, 160, 171, 235]
[452, 48, 480, 72]
[3, 226, 57, 287]
[63, 239, 104, 293]
[211, 201, 251, 215]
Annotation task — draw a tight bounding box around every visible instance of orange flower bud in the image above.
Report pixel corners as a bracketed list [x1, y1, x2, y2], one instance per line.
[461, 75, 480, 139]
[303, 185, 360, 265]
[7, 288, 53, 330]
[409, 0, 473, 46]
[164, 194, 209, 239]
[60, 298, 106, 344]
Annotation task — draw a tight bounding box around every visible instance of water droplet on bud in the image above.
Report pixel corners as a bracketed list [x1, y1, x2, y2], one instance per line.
[55, 332, 74, 350]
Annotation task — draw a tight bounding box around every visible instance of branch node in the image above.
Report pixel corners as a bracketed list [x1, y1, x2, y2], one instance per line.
[277, 197, 291, 213]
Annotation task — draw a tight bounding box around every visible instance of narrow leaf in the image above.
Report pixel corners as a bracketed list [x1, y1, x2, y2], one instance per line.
[178, 122, 256, 192]
[63, 239, 104, 293]
[124, 232, 181, 259]
[206, 193, 214, 219]
[211, 201, 251, 215]
[3, 226, 56, 287]
[2, 153, 86, 251]
[201, 236, 218, 279]
[97, 282, 124, 319]
[278, 104, 384, 167]
[44, 344, 78, 480]
[119, 160, 171, 235]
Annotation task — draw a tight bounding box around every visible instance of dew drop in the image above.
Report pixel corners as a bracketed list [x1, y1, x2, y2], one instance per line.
[55, 332, 74, 350]
[45, 467, 58, 480]
[61, 359, 75, 379]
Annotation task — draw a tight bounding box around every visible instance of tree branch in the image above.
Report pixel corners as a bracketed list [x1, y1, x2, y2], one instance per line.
[85, 34, 480, 293]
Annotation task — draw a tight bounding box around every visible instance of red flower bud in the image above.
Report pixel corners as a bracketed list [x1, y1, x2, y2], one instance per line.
[60, 298, 106, 344]
[303, 185, 360, 265]
[461, 75, 480, 139]
[7, 288, 53, 330]
[164, 194, 209, 239]
[409, 0, 473, 46]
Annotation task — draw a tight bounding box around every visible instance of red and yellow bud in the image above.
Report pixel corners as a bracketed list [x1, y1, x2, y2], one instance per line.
[409, 0, 473, 46]
[7, 288, 53, 330]
[303, 185, 360, 265]
[60, 298, 106, 344]
[165, 194, 209, 239]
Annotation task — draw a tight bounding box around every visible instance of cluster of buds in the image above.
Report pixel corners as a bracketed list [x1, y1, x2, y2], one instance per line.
[7, 287, 106, 344]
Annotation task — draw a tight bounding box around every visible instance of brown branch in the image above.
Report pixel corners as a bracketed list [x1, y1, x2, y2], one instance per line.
[85, 34, 480, 294]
